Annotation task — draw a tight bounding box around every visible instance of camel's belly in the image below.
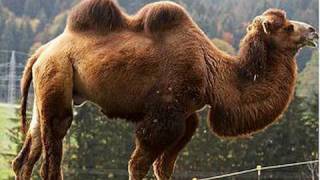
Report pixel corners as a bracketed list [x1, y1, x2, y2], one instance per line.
[72, 95, 146, 122]
[73, 86, 147, 120]
[72, 61, 158, 120]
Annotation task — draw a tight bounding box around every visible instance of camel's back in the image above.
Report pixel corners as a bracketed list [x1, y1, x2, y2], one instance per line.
[66, 0, 194, 37]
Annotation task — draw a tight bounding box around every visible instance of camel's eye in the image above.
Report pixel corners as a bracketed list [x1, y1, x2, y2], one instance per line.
[284, 24, 294, 33]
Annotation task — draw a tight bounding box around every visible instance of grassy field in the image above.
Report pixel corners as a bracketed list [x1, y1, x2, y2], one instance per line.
[0, 103, 18, 179]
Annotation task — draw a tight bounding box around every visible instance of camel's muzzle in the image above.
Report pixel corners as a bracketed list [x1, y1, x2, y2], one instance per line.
[290, 20, 319, 48]
[305, 30, 319, 47]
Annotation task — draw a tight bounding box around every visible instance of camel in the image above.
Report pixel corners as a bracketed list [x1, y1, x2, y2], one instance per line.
[12, 0, 318, 179]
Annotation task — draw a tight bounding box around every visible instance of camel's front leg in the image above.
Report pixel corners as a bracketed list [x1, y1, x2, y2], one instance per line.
[153, 113, 199, 180]
[128, 109, 187, 180]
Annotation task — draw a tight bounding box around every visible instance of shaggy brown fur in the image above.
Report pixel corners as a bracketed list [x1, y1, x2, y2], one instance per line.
[13, 0, 318, 179]
[68, 0, 125, 33]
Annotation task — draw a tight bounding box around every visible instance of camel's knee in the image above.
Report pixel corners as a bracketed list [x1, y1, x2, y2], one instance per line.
[52, 114, 73, 139]
[12, 131, 42, 180]
[12, 135, 31, 174]
[128, 158, 145, 178]
[128, 146, 159, 180]
[40, 107, 73, 139]
[40, 114, 70, 180]
[153, 157, 173, 180]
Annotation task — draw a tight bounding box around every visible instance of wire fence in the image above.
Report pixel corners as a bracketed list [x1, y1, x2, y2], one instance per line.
[42, 160, 320, 179]
[195, 160, 319, 180]
[0, 49, 30, 104]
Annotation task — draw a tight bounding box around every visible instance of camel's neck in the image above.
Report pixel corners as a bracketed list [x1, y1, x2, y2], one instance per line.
[203, 31, 297, 136]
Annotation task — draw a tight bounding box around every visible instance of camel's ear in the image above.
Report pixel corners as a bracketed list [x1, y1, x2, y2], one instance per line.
[262, 20, 272, 34]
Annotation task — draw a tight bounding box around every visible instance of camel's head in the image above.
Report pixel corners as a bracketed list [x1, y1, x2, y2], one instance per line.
[247, 9, 318, 51]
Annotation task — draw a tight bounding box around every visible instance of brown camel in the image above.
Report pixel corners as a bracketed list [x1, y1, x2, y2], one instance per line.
[12, 0, 318, 179]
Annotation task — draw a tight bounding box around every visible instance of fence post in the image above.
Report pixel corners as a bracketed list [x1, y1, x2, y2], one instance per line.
[256, 165, 262, 180]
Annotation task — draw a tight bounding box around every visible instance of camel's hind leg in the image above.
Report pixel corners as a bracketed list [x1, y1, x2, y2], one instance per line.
[12, 101, 42, 180]
[153, 113, 199, 180]
[33, 57, 73, 180]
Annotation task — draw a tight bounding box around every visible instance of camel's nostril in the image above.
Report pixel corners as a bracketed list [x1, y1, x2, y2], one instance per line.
[308, 27, 316, 32]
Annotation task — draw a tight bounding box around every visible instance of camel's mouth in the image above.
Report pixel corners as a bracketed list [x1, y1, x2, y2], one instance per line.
[305, 38, 318, 47]
[304, 32, 319, 48]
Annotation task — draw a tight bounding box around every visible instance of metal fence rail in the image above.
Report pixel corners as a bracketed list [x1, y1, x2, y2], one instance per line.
[196, 160, 319, 180]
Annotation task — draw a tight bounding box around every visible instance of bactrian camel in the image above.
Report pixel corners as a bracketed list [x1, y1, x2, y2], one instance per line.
[13, 0, 318, 179]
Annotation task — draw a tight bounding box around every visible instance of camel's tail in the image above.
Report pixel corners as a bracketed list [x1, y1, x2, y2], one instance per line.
[20, 46, 46, 134]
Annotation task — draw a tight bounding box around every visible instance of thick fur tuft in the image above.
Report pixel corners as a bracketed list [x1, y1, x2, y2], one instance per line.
[67, 0, 125, 33]
[263, 8, 286, 19]
[141, 1, 188, 35]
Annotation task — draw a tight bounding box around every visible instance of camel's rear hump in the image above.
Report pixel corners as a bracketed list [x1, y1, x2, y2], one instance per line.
[140, 1, 190, 35]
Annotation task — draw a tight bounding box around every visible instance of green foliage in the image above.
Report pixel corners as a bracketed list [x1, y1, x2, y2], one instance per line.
[0, 15, 35, 52]
[0, 106, 24, 179]
[212, 38, 236, 55]
[36, 12, 68, 42]
[23, 0, 41, 18]
[297, 51, 319, 100]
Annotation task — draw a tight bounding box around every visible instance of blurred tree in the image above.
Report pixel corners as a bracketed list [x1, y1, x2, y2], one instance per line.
[18, 22, 35, 52]
[64, 103, 134, 180]
[1, 0, 24, 16]
[0, 18, 18, 50]
[212, 38, 236, 55]
[297, 51, 319, 100]
[23, 0, 41, 18]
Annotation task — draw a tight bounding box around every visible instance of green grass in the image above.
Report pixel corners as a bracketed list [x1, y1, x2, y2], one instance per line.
[0, 103, 18, 179]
